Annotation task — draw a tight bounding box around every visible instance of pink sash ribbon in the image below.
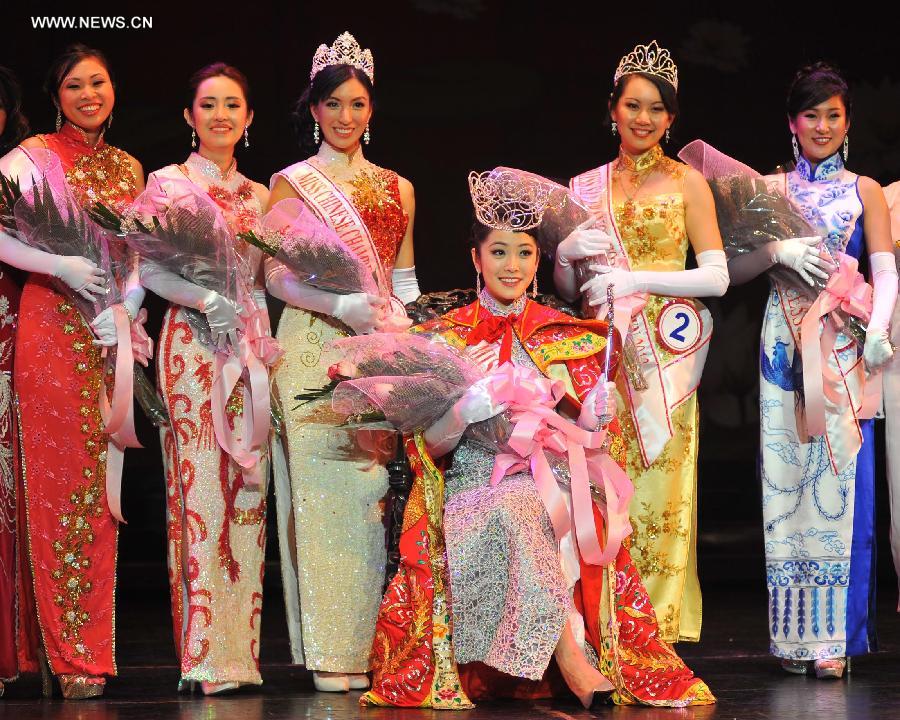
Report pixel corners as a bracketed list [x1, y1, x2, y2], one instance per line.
[98, 304, 143, 523]
[800, 253, 873, 437]
[210, 302, 283, 487]
[483, 363, 633, 566]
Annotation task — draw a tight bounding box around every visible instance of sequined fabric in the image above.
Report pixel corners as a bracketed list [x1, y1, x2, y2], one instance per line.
[596, 156, 702, 643]
[6, 130, 137, 678]
[273, 145, 406, 672]
[0, 269, 20, 681]
[151, 159, 268, 685]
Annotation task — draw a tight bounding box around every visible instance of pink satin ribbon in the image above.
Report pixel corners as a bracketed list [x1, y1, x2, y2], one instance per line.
[210, 303, 283, 487]
[130, 308, 153, 367]
[98, 304, 143, 523]
[483, 363, 633, 566]
[800, 253, 873, 437]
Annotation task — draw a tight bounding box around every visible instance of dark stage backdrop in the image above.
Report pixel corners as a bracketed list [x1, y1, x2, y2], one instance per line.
[2, 0, 898, 593]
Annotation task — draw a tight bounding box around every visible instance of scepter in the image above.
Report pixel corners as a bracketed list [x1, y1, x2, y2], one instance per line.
[604, 283, 615, 379]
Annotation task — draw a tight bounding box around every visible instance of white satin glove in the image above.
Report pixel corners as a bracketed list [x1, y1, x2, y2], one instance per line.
[556, 219, 615, 267]
[581, 267, 643, 306]
[577, 378, 617, 430]
[391, 266, 421, 304]
[333, 292, 388, 335]
[863, 251, 899, 371]
[52, 256, 108, 301]
[424, 375, 509, 457]
[770, 236, 834, 286]
[200, 291, 241, 348]
[90, 306, 120, 347]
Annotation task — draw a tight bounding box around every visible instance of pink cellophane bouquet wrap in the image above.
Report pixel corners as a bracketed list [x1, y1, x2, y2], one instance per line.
[327, 332, 633, 566]
[10, 148, 152, 521]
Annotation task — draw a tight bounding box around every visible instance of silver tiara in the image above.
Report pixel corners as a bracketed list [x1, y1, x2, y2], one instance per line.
[614, 40, 678, 91]
[310, 31, 374, 84]
[468, 167, 566, 232]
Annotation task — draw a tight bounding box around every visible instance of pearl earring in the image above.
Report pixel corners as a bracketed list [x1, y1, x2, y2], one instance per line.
[363, 124, 370, 144]
[611, 120, 617, 136]
[191, 128, 197, 149]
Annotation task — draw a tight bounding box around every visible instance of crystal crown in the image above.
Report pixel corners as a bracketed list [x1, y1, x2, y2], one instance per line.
[310, 31, 375, 84]
[614, 40, 678, 91]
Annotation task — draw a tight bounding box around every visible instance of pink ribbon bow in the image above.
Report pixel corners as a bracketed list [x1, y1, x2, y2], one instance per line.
[800, 252, 873, 437]
[130, 308, 154, 367]
[482, 363, 633, 566]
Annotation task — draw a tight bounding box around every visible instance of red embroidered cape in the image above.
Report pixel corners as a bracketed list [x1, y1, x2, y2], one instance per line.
[362, 300, 714, 708]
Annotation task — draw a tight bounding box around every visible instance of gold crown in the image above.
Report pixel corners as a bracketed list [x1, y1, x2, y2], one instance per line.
[614, 40, 678, 91]
[468, 167, 566, 232]
[310, 32, 375, 84]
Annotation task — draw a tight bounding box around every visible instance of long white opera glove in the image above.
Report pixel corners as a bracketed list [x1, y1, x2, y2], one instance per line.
[577, 379, 617, 430]
[863, 251, 899, 370]
[0, 230, 107, 300]
[553, 219, 616, 302]
[423, 375, 509, 458]
[266, 259, 385, 334]
[391, 266, 421, 305]
[582, 249, 729, 307]
[141, 260, 241, 347]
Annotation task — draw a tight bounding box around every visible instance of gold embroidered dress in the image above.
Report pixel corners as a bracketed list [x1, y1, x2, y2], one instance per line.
[571, 147, 706, 642]
[270, 143, 407, 672]
[152, 153, 268, 687]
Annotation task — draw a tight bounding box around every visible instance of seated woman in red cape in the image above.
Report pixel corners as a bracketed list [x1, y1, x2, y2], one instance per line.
[361, 168, 714, 709]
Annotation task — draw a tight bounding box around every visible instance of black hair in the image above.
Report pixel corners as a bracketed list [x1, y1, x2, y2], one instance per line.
[44, 43, 115, 131]
[609, 72, 679, 125]
[0, 66, 29, 154]
[786, 62, 852, 121]
[468, 219, 538, 250]
[291, 64, 374, 157]
[187, 61, 252, 111]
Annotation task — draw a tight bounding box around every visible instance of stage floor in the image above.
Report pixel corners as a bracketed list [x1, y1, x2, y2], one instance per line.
[2, 574, 898, 719]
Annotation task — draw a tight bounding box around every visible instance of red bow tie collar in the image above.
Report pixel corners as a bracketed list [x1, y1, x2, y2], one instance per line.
[466, 312, 520, 364]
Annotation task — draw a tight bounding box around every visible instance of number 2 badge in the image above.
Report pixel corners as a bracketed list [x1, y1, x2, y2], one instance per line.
[656, 301, 703, 354]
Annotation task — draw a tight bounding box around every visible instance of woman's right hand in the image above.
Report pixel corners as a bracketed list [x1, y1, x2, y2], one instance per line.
[52, 255, 107, 300]
[770, 237, 834, 286]
[200, 291, 241, 349]
[556, 218, 615, 267]
[454, 375, 509, 426]
[333, 292, 387, 335]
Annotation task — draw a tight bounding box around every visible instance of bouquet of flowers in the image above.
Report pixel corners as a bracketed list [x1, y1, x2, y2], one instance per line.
[5, 148, 168, 427]
[240, 197, 378, 296]
[678, 139, 867, 347]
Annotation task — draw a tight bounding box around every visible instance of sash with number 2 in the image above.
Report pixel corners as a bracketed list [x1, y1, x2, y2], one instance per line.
[571, 163, 713, 467]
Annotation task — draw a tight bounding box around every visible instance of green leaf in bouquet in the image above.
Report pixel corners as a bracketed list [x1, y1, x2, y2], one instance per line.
[0, 171, 23, 230]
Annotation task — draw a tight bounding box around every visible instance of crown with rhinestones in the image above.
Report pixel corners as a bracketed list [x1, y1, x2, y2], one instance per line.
[614, 40, 678, 91]
[468, 168, 568, 232]
[310, 31, 375, 84]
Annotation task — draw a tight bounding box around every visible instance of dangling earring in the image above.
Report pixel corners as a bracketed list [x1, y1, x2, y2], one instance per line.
[476, 272, 481, 295]
[313, 121, 320, 144]
[244, 126, 250, 149]
[191, 128, 197, 149]
[532, 274, 538, 298]
[791, 134, 799, 162]
[611, 120, 618, 136]
[106, 112, 113, 130]
[55, 109, 62, 132]
[363, 124, 370, 145]
[842, 134, 849, 161]
[665, 128, 670, 143]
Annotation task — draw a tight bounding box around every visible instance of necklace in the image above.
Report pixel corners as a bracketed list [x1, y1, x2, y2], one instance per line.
[613, 145, 664, 206]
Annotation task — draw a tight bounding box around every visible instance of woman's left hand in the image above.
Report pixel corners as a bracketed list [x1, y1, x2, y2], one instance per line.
[578, 377, 617, 430]
[863, 328, 894, 370]
[90, 305, 122, 347]
[581, 266, 642, 306]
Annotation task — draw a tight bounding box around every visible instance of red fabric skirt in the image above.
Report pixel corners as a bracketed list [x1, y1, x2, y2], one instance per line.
[13, 275, 117, 677]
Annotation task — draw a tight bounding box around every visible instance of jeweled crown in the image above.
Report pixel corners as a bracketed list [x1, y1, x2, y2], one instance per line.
[613, 40, 678, 91]
[310, 31, 375, 84]
[468, 168, 559, 232]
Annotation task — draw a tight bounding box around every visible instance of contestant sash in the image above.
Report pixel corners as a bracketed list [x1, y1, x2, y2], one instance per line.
[571, 164, 712, 467]
[277, 161, 390, 295]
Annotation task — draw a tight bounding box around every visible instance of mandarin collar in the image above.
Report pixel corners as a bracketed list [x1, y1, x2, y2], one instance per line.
[185, 152, 237, 183]
[314, 140, 366, 170]
[795, 151, 843, 182]
[58, 121, 105, 150]
[616, 144, 664, 173]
